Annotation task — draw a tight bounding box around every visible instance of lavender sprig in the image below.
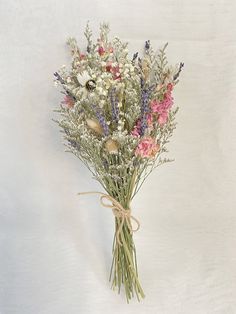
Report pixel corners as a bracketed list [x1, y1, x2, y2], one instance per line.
[140, 91, 149, 136]
[92, 104, 109, 136]
[173, 62, 184, 81]
[54, 72, 76, 101]
[54, 72, 65, 84]
[110, 87, 119, 123]
[145, 40, 150, 52]
[140, 79, 153, 136]
[132, 52, 138, 62]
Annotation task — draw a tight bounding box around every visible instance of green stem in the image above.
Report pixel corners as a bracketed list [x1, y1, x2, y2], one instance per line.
[109, 216, 145, 302]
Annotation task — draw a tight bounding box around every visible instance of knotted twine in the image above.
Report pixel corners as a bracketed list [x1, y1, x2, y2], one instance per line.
[78, 191, 140, 246]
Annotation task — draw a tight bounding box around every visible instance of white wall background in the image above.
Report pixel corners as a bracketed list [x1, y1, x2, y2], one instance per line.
[0, 0, 236, 313]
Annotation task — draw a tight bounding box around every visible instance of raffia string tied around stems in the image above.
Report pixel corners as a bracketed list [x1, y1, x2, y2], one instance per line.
[78, 191, 140, 246]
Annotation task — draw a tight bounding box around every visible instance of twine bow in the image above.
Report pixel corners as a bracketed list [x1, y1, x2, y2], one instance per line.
[78, 191, 140, 245]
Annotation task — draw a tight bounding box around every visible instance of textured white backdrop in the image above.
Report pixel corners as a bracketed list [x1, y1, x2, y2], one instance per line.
[0, 0, 236, 313]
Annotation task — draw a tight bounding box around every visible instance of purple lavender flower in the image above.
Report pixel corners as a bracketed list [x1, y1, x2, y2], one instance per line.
[92, 104, 109, 136]
[140, 77, 144, 89]
[145, 40, 150, 51]
[132, 52, 138, 62]
[110, 87, 119, 123]
[140, 81, 155, 136]
[55, 72, 76, 101]
[173, 62, 184, 81]
[140, 91, 149, 136]
[54, 72, 65, 84]
[69, 139, 80, 150]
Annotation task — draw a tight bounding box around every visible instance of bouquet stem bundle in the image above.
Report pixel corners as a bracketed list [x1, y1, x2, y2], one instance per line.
[80, 170, 144, 301]
[105, 170, 144, 300]
[110, 217, 145, 301]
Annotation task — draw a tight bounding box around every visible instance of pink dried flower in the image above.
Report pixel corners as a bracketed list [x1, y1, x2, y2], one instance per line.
[146, 113, 153, 128]
[150, 94, 173, 114]
[106, 61, 112, 72]
[135, 137, 160, 158]
[167, 83, 173, 92]
[158, 111, 168, 125]
[98, 46, 105, 56]
[131, 113, 154, 137]
[62, 95, 74, 108]
[150, 99, 161, 114]
[131, 119, 141, 137]
[164, 92, 174, 110]
[111, 65, 121, 80]
[150, 89, 173, 125]
[131, 127, 140, 137]
[105, 62, 121, 80]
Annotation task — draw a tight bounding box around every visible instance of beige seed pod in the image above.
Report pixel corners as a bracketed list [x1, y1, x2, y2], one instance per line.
[86, 118, 103, 135]
[142, 60, 149, 81]
[105, 139, 119, 154]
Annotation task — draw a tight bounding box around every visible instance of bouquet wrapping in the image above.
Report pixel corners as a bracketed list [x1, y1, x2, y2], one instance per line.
[53, 23, 183, 302]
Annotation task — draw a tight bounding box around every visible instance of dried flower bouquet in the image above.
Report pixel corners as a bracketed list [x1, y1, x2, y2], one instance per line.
[53, 23, 183, 302]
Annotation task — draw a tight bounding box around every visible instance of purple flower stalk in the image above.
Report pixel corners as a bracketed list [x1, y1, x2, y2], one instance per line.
[140, 80, 150, 136]
[132, 52, 138, 62]
[69, 139, 80, 150]
[173, 62, 184, 81]
[145, 40, 150, 51]
[54, 72, 65, 84]
[92, 104, 109, 136]
[55, 72, 76, 101]
[110, 87, 119, 123]
[139, 78, 156, 136]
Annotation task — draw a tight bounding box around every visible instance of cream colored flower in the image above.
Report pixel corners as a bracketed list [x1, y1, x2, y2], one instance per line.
[77, 71, 91, 86]
[77, 71, 96, 93]
[105, 139, 119, 154]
